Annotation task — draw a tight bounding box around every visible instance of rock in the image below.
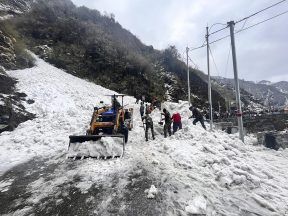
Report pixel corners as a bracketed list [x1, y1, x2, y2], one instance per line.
[257, 131, 288, 150]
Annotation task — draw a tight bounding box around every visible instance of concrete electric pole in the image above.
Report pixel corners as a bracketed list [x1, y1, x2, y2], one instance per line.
[206, 27, 213, 131]
[186, 47, 191, 106]
[228, 21, 244, 142]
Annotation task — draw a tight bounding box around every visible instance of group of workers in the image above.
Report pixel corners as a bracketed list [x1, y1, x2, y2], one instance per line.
[140, 102, 206, 141]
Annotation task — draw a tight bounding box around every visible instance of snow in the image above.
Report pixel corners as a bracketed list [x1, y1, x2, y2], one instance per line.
[185, 195, 207, 215]
[145, 184, 158, 199]
[1, 54, 288, 215]
[67, 137, 124, 158]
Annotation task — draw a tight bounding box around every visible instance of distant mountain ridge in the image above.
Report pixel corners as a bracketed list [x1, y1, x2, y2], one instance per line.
[257, 80, 271, 85]
[213, 76, 288, 108]
[272, 81, 288, 94]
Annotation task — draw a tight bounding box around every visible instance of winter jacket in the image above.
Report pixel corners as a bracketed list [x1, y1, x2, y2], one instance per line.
[142, 115, 153, 127]
[172, 113, 181, 123]
[140, 104, 145, 113]
[164, 112, 172, 124]
[191, 107, 203, 119]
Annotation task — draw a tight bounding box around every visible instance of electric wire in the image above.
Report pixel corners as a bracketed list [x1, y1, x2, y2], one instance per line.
[188, 55, 198, 69]
[224, 45, 231, 79]
[209, 34, 230, 45]
[238, 18, 248, 32]
[206, 0, 286, 35]
[236, 10, 288, 34]
[189, 39, 206, 51]
[235, 0, 287, 24]
[209, 23, 228, 36]
[208, 46, 220, 77]
[189, 9, 288, 52]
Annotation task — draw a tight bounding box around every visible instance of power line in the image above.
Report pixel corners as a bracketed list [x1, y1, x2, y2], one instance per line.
[207, 0, 287, 35]
[189, 9, 288, 52]
[188, 55, 198, 69]
[236, 10, 288, 33]
[224, 45, 231, 78]
[189, 44, 206, 51]
[236, 0, 287, 24]
[189, 39, 206, 51]
[238, 18, 248, 32]
[208, 46, 220, 77]
[189, 34, 230, 51]
[209, 23, 228, 36]
[209, 34, 230, 45]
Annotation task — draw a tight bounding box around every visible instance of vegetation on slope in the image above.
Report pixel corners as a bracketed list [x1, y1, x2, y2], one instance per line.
[1, 0, 226, 109]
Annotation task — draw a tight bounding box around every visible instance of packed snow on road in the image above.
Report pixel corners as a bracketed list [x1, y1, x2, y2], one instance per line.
[1, 55, 288, 215]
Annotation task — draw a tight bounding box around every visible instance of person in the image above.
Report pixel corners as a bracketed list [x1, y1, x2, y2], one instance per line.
[151, 96, 158, 109]
[142, 113, 155, 141]
[145, 104, 151, 115]
[171, 112, 182, 134]
[162, 108, 172, 137]
[140, 102, 145, 118]
[189, 106, 206, 130]
[111, 96, 121, 110]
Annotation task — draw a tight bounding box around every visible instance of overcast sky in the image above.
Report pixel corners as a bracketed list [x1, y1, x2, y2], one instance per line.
[71, 0, 288, 83]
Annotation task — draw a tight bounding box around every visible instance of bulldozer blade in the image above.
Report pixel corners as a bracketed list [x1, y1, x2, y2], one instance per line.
[68, 134, 125, 159]
[69, 135, 101, 144]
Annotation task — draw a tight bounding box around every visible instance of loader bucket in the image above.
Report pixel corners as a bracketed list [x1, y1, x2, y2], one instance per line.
[68, 134, 125, 159]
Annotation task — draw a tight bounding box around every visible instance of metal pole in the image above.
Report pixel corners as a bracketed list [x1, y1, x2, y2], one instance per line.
[186, 47, 191, 106]
[228, 21, 244, 142]
[206, 27, 213, 130]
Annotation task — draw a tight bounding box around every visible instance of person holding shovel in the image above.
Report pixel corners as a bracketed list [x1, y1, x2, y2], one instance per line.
[142, 113, 155, 141]
[161, 108, 172, 138]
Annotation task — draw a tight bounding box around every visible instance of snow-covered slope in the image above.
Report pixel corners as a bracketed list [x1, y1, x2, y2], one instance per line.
[1, 54, 133, 173]
[1, 55, 288, 215]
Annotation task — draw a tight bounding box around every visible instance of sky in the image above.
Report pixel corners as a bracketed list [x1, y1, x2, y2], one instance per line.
[71, 0, 288, 83]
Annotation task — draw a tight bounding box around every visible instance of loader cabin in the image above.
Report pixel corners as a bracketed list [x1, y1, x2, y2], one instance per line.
[89, 95, 128, 134]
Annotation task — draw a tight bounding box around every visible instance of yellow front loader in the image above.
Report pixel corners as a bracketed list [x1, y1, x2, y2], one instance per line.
[68, 95, 133, 159]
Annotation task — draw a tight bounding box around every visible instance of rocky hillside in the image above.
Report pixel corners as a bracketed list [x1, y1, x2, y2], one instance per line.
[213, 76, 288, 108]
[0, 0, 226, 109]
[272, 81, 288, 94]
[0, 0, 33, 18]
[0, 68, 35, 132]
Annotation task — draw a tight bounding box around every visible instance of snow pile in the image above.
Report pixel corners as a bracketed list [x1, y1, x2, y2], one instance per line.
[145, 184, 158, 199]
[68, 137, 124, 158]
[0, 53, 134, 174]
[185, 195, 207, 215]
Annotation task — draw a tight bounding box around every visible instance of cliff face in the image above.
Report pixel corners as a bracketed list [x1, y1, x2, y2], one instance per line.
[0, 0, 33, 17]
[0, 30, 17, 69]
[0, 0, 35, 70]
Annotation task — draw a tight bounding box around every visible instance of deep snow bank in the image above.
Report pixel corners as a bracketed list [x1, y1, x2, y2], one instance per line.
[0, 54, 134, 174]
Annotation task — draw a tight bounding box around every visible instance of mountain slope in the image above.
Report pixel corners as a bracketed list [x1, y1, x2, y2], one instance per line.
[0, 0, 33, 18]
[213, 76, 288, 108]
[0, 0, 225, 108]
[272, 81, 288, 95]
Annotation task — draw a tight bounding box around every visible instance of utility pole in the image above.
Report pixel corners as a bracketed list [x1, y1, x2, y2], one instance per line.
[228, 21, 244, 142]
[206, 27, 213, 131]
[186, 47, 191, 106]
